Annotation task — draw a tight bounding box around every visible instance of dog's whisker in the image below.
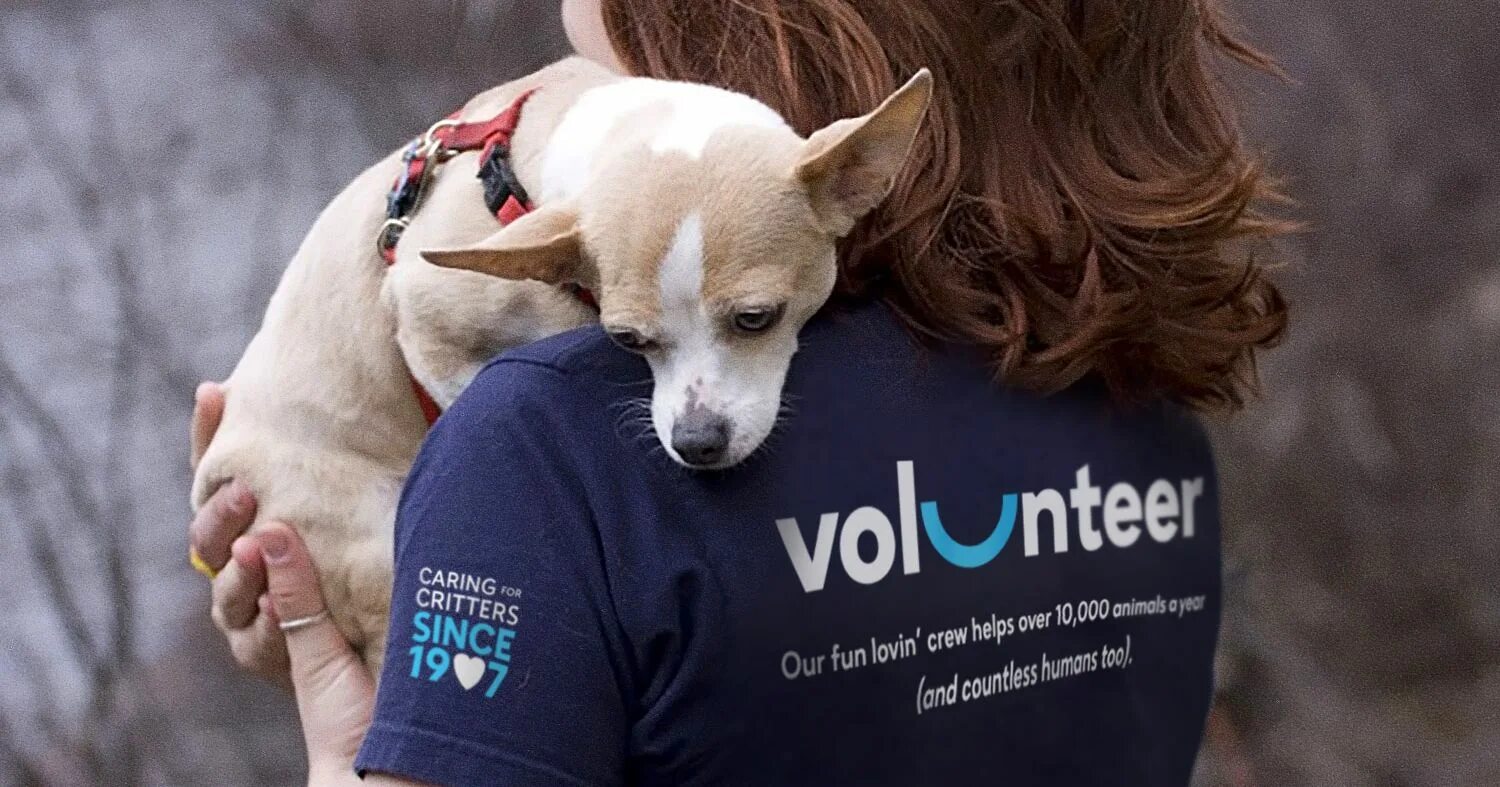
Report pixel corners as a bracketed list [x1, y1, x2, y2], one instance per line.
[607, 396, 653, 413]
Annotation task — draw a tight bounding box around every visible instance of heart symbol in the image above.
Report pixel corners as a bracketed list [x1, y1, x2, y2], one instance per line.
[453, 653, 485, 690]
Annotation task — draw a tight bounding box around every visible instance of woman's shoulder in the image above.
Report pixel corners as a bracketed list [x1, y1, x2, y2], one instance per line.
[483, 324, 646, 383]
[427, 327, 648, 470]
[457, 325, 648, 412]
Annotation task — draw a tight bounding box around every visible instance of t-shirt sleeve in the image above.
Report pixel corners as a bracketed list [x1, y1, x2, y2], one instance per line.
[354, 360, 630, 786]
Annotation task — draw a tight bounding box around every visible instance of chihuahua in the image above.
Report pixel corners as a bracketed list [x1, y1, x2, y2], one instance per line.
[192, 56, 932, 672]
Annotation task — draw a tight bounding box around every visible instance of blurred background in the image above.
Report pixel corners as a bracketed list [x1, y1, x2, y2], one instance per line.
[0, 0, 1495, 784]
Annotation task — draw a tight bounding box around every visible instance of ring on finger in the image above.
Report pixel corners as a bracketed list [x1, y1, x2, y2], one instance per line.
[278, 610, 331, 633]
[189, 546, 218, 580]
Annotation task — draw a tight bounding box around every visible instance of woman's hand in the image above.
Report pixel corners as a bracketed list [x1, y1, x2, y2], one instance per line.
[190, 382, 291, 684]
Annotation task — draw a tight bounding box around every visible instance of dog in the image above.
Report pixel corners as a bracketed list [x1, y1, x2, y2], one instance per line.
[192, 56, 932, 673]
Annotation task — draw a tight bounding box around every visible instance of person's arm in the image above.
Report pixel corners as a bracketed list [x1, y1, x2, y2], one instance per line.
[190, 362, 633, 785]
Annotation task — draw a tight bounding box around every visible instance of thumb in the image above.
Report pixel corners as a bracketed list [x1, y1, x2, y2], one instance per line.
[259, 523, 376, 776]
[260, 523, 352, 683]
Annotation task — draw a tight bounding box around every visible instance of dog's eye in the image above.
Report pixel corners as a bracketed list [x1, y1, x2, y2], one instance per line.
[732, 305, 784, 334]
[606, 327, 655, 352]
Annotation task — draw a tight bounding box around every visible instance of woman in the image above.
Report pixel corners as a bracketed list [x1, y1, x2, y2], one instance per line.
[190, 0, 1286, 783]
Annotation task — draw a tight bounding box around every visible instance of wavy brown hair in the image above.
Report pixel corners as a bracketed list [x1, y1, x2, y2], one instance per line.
[600, 0, 1288, 409]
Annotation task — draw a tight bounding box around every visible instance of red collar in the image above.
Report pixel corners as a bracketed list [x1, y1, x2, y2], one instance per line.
[376, 90, 596, 427]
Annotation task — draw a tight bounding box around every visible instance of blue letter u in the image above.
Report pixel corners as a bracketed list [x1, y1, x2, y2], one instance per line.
[921, 495, 1017, 568]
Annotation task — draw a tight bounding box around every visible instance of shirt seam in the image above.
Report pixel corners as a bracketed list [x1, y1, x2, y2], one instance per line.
[479, 351, 588, 380]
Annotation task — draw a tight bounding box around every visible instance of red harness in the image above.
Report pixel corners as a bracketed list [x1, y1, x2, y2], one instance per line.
[377, 90, 594, 426]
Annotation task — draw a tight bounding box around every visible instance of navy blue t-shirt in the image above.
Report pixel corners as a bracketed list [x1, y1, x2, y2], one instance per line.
[355, 300, 1222, 786]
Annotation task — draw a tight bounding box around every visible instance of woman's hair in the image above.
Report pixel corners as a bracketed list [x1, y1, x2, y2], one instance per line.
[599, 0, 1288, 410]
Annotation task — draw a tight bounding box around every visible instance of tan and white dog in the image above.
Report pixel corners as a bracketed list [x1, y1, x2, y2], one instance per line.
[192, 56, 932, 672]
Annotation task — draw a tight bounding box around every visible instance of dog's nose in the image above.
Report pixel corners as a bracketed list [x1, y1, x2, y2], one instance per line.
[671, 410, 732, 467]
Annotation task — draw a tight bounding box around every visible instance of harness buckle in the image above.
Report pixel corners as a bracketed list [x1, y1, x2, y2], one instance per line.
[376, 217, 411, 255]
[417, 118, 462, 161]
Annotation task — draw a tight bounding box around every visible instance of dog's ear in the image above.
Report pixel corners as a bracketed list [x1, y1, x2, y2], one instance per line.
[421, 204, 593, 286]
[794, 69, 934, 237]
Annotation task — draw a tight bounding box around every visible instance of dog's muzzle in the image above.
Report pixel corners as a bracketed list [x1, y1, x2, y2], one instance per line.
[671, 408, 733, 467]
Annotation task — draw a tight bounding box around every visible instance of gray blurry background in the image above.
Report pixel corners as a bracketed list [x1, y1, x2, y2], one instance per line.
[0, 1, 1494, 784]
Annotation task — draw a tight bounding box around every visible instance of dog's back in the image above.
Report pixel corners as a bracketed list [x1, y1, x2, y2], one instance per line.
[192, 58, 617, 670]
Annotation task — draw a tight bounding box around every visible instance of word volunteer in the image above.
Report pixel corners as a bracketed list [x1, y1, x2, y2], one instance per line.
[776, 462, 1206, 593]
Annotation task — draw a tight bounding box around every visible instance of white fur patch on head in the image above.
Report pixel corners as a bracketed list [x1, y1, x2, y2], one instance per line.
[649, 212, 723, 465]
[651, 211, 710, 437]
[540, 80, 789, 204]
[658, 212, 705, 316]
[646, 85, 787, 159]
